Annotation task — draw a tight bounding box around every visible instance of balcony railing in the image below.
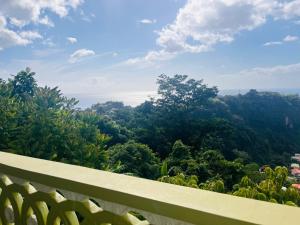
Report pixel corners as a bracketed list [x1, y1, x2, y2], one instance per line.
[0, 152, 299, 225]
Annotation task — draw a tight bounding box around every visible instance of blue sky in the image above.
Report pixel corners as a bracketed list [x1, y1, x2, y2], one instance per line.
[1, 0, 300, 106]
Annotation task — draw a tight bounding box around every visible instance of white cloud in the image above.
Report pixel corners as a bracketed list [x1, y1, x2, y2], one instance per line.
[0, 0, 83, 25]
[0, 29, 30, 49]
[281, 0, 300, 19]
[240, 63, 300, 76]
[9, 17, 27, 27]
[219, 62, 300, 89]
[0, 16, 6, 28]
[263, 35, 298, 46]
[79, 9, 95, 23]
[67, 37, 77, 44]
[124, 50, 176, 66]
[38, 16, 55, 27]
[42, 38, 55, 47]
[263, 41, 282, 46]
[69, 48, 95, 63]
[0, 17, 43, 49]
[156, 0, 276, 54]
[127, 0, 300, 65]
[138, 19, 157, 24]
[0, 0, 83, 50]
[19, 31, 42, 40]
[9, 16, 54, 28]
[283, 35, 298, 42]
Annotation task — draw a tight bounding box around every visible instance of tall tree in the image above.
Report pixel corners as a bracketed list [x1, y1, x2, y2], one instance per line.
[11, 67, 37, 101]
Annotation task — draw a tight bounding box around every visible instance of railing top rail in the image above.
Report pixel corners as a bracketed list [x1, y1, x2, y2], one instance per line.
[0, 151, 299, 225]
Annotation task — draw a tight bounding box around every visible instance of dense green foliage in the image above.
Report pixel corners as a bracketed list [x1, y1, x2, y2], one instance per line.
[1, 68, 300, 206]
[108, 140, 160, 179]
[233, 166, 300, 206]
[0, 68, 109, 169]
[92, 74, 300, 166]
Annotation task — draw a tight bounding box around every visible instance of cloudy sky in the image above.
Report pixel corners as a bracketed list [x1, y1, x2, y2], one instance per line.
[1, 0, 300, 106]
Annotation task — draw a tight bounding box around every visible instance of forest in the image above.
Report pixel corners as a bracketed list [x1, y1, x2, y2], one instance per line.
[1, 68, 300, 206]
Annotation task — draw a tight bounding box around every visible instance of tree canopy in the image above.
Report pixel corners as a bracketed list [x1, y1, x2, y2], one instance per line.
[1, 69, 300, 207]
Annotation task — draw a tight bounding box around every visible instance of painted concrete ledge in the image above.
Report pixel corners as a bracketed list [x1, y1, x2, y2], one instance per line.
[0, 151, 299, 225]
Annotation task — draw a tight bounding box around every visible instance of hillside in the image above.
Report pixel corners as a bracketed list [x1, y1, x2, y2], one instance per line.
[1, 68, 300, 206]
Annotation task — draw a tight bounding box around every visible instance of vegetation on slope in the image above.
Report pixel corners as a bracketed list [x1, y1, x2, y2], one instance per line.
[1, 68, 300, 206]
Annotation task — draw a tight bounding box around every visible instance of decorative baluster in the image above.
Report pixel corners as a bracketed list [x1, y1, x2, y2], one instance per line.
[4, 205, 14, 223]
